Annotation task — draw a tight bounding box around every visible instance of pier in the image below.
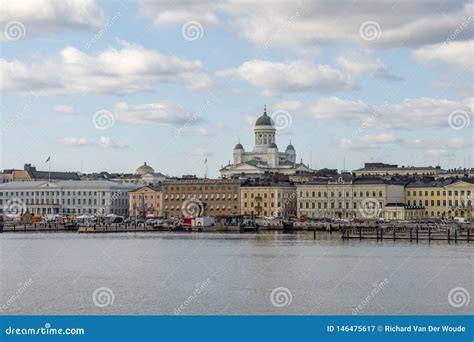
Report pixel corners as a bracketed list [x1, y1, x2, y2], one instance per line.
[341, 226, 472, 243]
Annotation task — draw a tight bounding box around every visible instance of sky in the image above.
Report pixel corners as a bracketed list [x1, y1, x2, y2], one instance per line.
[0, 0, 473, 177]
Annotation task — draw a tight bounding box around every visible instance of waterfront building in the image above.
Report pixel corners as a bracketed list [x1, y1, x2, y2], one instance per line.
[352, 162, 445, 177]
[128, 184, 163, 218]
[240, 180, 297, 218]
[0, 180, 138, 217]
[297, 174, 405, 219]
[220, 106, 313, 178]
[406, 178, 474, 219]
[162, 178, 242, 218]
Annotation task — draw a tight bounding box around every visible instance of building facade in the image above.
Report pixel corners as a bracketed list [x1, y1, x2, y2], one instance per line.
[297, 175, 405, 219]
[240, 182, 297, 218]
[162, 179, 242, 218]
[0, 180, 138, 217]
[220, 106, 313, 178]
[406, 178, 473, 219]
[128, 185, 163, 218]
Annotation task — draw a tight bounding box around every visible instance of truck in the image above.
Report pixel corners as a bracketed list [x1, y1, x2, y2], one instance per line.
[180, 217, 215, 232]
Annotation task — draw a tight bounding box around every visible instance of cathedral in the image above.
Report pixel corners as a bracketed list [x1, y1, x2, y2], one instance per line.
[220, 106, 313, 178]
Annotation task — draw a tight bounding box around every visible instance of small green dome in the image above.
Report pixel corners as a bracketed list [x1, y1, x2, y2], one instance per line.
[286, 143, 295, 151]
[269, 143, 278, 148]
[234, 143, 244, 150]
[136, 162, 154, 175]
[255, 105, 274, 126]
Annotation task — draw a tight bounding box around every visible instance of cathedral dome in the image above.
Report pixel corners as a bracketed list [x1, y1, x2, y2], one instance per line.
[136, 162, 154, 175]
[286, 143, 295, 151]
[255, 105, 274, 127]
[234, 143, 244, 150]
[269, 143, 278, 148]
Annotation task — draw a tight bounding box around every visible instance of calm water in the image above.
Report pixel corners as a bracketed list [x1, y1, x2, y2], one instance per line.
[0, 232, 472, 315]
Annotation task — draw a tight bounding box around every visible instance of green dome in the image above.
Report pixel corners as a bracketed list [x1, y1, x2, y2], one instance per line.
[286, 143, 295, 151]
[255, 105, 274, 126]
[269, 143, 278, 148]
[136, 162, 155, 175]
[234, 143, 244, 150]
[255, 114, 273, 126]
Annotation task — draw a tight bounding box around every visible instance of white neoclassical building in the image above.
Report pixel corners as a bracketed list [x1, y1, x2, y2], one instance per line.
[220, 106, 313, 178]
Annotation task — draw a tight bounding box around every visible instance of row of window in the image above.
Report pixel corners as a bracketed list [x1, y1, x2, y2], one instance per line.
[299, 190, 384, 198]
[243, 192, 292, 199]
[243, 202, 291, 208]
[166, 186, 239, 191]
[164, 194, 238, 200]
[406, 190, 471, 197]
[0, 191, 125, 197]
[165, 205, 238, 210]
[299, 201, 383, 209]
[407, 199, 472, 207]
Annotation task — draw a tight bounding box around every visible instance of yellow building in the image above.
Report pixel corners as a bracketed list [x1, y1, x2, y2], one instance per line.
[297, 175, 405, 220]
[405, 179, 473, 219]
[445, 180, 473, 219]
[241, 182, 297, 218]
[128, 185, 163, 218]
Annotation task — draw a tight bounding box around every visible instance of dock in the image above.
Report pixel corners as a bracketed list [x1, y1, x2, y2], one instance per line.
[341, 226, 472, 243]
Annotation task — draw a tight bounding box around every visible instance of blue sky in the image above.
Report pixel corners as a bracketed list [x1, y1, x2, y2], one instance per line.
[1, 0, 472, 177]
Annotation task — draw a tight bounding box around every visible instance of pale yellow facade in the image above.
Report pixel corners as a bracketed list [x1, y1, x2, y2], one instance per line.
[405, 180, 473, 219]
[128, 186, 163, 217]
[297, 177, 405, 219]
[240, 185, 297, 218]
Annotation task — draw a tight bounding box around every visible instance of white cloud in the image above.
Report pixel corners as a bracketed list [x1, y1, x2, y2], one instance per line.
[0, 0, 104, 41]
[0, 41, 214, 96]
[60, 136, 128, 149]
[337, 134, 399, 149]
[412, 40, 474, 70]
[283, 97, 473, 130]
[139, 1, 474, 49]
[336, 52, 395, 79]
[99, 136, 128, 149]
[53, 105, 80, 115]
[61, 137, 91, 146]
[218, 60, 353, 96]
[426, 148, 454, 157]
[112, 101, 204, 125]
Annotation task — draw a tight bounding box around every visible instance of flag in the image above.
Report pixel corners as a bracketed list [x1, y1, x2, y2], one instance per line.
[45, 156, 50, 163]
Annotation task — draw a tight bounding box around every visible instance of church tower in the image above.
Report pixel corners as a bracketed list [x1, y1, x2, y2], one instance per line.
[253, 105, 276, 153]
